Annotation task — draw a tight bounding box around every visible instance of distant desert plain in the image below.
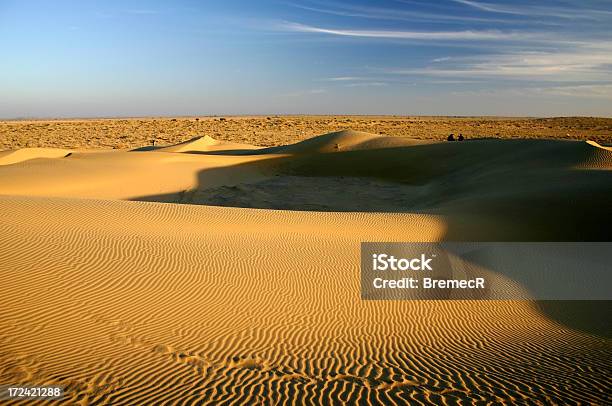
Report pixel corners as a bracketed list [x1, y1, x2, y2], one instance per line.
[0, 116, 611, 404]
[2, 115, 612, 150]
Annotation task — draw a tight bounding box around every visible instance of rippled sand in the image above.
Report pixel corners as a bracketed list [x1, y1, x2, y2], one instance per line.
[0, 130, 610, 404]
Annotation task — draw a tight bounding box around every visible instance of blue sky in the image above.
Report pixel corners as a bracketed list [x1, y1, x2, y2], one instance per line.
[1, 0, 611, 118]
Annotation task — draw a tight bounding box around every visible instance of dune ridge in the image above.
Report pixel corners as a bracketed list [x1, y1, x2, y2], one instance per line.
[0, 147, 73, 166]
[157, 135, 260, 154]
[259, 129, 431, 154]
[5, 131, 607, 239]
[0, 130, 610, 404]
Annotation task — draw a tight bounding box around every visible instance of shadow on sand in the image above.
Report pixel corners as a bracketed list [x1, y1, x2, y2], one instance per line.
[128, 138, 612, 338]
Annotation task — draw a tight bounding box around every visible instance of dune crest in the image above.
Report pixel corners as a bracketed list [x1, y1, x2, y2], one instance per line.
[264, 129, 431, 154]
[157, 135, 260, 153]
[0, 147, 73, 166]
[586, 139, 612, 151]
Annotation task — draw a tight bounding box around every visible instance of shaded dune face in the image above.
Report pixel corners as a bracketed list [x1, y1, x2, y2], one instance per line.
[0, 130, 611, 404]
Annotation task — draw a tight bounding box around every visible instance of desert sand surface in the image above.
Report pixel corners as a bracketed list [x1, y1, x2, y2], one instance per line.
[1, 129, 611, 404]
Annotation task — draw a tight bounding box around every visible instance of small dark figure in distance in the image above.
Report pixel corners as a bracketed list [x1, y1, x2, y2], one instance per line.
[458, 134, 464, 141]
[447, 133, 455, 141]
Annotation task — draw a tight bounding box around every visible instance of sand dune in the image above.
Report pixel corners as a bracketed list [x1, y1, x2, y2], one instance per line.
[0, 130, 610, 404]
[0, 147, 73, 166]
[2, 131, 609, 238]
[261, 129, 432, 154]
[157, 135, 260, 154]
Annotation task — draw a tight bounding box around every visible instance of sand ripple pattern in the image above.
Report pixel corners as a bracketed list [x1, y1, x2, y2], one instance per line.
[0, 196, 610, 405]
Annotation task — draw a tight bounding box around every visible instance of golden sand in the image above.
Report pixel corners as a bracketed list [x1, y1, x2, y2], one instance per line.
[0, 129, 610, 404]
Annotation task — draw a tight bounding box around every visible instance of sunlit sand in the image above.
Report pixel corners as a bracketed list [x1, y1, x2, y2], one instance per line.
[1, 129, 610, 403]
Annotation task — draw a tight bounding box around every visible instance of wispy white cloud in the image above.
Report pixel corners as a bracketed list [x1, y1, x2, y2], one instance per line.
[534, 84, 612, 99]
[276, 2, 612, 104]
[318, 77, 390, 87]
[451, 0, 530, 15]
[387, 42, 612, 82]
[447, 83, 612, 100]
[282, 88, 327, 97]
[432, 57, 452, 63]
[450, 0, 612, 20]
[343, 82, 388, 87]
[288, 1, 518, 24]
[320, 76, 364, 81]
[280, 22, 546, 41]
[425, 79, 482, 84]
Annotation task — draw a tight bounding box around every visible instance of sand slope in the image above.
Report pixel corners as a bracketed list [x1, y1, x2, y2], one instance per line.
[157, 135, 260, 154]
[0, 131, 610, 404]
[0, 147, 73, 166]
[261, 129, 432, 154]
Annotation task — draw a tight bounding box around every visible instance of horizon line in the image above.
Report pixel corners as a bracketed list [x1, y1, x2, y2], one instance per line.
[3, 113, 612, 121]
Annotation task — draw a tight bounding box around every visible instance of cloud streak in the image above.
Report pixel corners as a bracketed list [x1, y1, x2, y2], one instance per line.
[281, 22, 547, 41]
[282, 88, 327, 97]
[288, 1, 518, 24]
[448, 84, 612, 100]
[387, 42, 612, 82]
[450, 0, 612, 20]
[320, 76, 365, 82]
[534, 84, 612, 99]
[343, 82, 388, 87]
